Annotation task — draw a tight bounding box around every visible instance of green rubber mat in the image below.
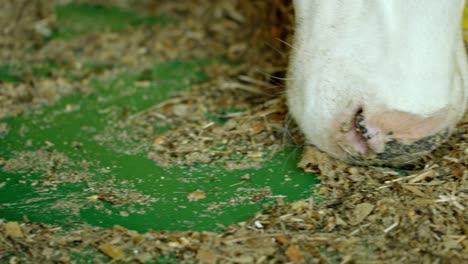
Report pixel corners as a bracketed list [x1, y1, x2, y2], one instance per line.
[0, 3, 317, 234]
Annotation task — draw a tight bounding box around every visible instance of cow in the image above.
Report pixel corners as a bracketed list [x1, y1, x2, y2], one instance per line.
[287, 0, 468, 166]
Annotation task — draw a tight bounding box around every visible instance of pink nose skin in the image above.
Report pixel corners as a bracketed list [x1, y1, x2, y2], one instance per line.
[335, 109, 450, 166]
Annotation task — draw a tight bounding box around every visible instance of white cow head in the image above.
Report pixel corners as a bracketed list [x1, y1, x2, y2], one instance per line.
[287, 0, 468, 166]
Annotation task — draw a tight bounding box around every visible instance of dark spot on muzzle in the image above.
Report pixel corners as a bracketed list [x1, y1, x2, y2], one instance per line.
[346, 130, 449, 167]
[376, 131, 448, 160]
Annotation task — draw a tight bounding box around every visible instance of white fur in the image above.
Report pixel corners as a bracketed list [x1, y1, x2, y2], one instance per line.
[288, 0, 468, 160]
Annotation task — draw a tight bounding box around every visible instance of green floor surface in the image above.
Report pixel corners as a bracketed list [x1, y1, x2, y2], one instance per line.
[0, 3, 317, 234]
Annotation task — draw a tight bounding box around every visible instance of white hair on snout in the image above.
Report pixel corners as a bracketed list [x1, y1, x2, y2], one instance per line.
[286, 0, 468, 165]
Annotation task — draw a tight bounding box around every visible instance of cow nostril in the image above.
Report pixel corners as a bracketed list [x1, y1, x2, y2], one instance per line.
[338, 108, 373, 156]
[353, 108, 371, 141]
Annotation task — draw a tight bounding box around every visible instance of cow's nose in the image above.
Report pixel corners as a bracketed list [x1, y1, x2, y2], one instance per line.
[338, 109, 449, 166]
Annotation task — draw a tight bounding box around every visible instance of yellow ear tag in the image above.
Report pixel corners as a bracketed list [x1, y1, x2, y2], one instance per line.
[463, 3, 468, 41]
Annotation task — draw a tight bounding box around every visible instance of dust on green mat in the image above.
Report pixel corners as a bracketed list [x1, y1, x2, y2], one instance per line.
[51, 3, 174, 39]
[0, 57, 318, 233]
[0, 2, 318, 235]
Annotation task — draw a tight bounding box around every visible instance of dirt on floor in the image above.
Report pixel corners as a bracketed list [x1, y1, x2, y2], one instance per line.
[0, 0, 467, 263]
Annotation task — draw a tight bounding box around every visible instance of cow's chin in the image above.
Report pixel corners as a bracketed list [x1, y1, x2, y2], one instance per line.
[329, 108, 457, 166]
[290, 100, 465, 167]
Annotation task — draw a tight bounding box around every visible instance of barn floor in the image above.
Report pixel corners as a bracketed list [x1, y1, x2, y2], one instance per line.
[0, 1, 467, 263]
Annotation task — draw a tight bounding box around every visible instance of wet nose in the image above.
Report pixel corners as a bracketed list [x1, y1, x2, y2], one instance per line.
[339, 109, 450, 166]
